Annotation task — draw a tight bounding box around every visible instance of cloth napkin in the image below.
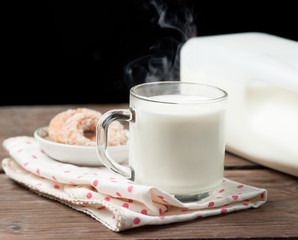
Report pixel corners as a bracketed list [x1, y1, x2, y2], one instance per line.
[2, 136, 267, 232]
[180, 32, 298, 177]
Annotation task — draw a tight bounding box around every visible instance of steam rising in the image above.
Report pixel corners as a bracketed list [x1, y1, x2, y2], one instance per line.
[124, 0, 197, 88]
[150, 0, 197, 41]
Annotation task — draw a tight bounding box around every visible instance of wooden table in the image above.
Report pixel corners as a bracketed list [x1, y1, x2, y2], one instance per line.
[1, 105, 297, 240]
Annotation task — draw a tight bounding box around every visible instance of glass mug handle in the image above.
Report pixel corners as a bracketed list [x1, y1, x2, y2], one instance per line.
[96, 108, 135, 179]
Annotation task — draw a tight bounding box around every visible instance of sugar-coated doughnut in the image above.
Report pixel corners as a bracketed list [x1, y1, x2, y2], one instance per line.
[48, 108, 128, 146]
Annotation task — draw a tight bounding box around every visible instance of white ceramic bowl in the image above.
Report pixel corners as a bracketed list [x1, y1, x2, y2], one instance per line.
[34, 126, 128, 166]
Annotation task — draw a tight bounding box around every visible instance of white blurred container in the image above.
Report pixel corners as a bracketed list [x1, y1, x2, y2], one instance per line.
[180, 32, 298, 177]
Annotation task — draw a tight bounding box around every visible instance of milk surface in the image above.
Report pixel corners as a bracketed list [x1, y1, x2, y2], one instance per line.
[129, 94, 226, 194]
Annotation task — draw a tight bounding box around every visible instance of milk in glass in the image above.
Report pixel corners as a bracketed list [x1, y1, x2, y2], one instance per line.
[129, 94, 226, 194]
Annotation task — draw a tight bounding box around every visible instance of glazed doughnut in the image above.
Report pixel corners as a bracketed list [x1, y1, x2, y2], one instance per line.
[48, 108, 82, 144]
[48, 108, 128, 146]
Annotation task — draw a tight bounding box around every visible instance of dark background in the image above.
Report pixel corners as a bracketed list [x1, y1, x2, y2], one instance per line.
[2, 1, 298, 105]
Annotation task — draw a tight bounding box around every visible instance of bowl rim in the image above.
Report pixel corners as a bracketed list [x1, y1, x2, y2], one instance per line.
[34, 126, 128, 150]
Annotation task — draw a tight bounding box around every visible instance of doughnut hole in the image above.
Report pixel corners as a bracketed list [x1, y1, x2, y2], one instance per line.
[80, 119, 97, 142]
[83, 129, 96, 141]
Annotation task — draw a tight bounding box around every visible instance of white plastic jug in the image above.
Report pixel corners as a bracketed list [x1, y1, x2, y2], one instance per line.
[180, 32, 298, 177]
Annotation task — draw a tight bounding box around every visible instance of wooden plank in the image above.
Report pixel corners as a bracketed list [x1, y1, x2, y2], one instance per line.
[224, 152, 259, 168]
[1, 169, 297, 239]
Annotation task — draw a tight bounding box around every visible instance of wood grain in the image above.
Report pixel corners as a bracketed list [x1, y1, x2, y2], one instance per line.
[0, 170, 297, 240]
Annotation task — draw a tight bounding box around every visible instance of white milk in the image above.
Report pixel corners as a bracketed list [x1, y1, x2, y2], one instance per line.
[129, 94, 226, 194]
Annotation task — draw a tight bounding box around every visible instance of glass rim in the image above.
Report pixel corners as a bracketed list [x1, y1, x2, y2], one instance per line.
[130, 81, 228, 104]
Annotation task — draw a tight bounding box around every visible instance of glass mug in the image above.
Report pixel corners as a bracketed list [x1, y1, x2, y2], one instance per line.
[96, 81, 228, 202]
